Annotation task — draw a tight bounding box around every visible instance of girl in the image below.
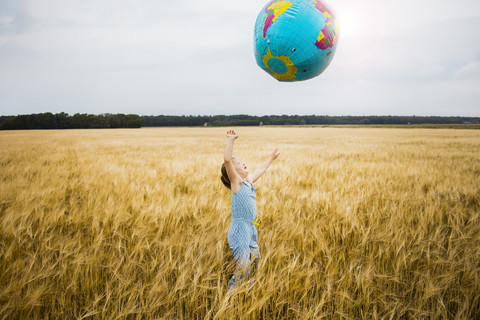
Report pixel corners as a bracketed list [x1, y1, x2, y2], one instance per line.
[221, 129, 280, 288]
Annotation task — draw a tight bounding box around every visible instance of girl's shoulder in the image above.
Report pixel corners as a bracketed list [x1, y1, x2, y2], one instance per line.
[245, 175, 254, 186]
[242, 179, 255, 189]
[232, 180, 254, 194]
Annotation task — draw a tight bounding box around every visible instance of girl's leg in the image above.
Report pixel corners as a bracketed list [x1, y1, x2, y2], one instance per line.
[249, 256, 259, 277]
[228, 246, 250, 289]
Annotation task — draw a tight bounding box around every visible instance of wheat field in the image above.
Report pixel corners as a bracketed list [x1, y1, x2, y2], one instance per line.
[0, 127, 479, 319]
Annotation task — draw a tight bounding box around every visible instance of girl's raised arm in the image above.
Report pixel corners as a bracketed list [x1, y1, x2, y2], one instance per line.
[224, 130, 242, 193]
[251, 148, 280, 183]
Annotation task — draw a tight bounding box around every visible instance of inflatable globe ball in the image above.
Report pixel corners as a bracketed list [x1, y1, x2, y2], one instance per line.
[254, 0, 340, 82]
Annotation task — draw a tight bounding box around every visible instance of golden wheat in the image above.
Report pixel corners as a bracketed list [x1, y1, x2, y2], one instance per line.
[0, 127, 479, 319]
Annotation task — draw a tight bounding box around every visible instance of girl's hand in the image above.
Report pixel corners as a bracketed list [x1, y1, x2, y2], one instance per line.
[226, 130, 239, 140]
[271, 148, 280, 160]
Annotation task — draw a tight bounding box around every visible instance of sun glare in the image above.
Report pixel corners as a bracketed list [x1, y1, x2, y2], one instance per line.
[333, 0, 387, 66]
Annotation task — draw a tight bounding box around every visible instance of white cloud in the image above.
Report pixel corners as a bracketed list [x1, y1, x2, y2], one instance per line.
[0, 0, 35, 34]
[418, 64, 446, 78]
[454, 62, 480, 79]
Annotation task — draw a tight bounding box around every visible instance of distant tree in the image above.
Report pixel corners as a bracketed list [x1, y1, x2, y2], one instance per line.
[1, 113, 479, 130]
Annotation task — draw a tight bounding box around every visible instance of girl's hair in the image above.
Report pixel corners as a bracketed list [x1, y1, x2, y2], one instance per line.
[220, 163, 231, 189]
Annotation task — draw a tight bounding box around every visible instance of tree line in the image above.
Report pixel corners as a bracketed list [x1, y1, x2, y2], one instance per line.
[142, 115, 480, 127]
[0, 113, 143, 130]
[0, 113, 479, 130]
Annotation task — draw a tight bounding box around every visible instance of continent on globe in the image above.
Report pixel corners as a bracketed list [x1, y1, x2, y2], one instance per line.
[313, 0, 338, 50]
[263, 0, 293, 39]
[262, 47, 298, 81]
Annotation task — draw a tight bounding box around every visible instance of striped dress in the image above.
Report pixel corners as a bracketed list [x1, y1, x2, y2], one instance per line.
[228, 180, 260, 288]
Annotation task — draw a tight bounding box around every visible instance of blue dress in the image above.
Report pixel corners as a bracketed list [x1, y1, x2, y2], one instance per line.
[228, 180, 260, 288]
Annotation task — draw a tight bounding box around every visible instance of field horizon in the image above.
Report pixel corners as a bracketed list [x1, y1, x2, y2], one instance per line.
[1, 127, 479, 319]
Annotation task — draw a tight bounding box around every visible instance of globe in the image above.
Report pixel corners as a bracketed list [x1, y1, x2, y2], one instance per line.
[254, 0, 340, 82]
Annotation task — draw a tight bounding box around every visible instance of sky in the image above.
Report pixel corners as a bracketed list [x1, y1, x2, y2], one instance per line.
[0, 0, 479, 116]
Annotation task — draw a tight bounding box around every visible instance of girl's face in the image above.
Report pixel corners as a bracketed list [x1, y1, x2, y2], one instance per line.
[233, 158, 248, 177]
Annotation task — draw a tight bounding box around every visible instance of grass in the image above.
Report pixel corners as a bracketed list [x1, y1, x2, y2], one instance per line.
[0, 127, 479, 319]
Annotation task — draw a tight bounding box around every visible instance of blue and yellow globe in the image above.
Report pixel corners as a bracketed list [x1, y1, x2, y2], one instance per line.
[254, 0, 340, 82]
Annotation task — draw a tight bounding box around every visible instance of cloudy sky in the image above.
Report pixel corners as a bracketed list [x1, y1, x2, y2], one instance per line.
[0, 0, 479, 116]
